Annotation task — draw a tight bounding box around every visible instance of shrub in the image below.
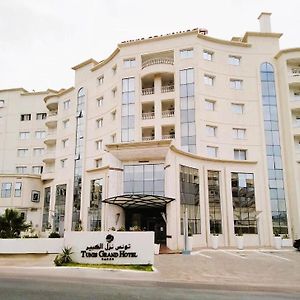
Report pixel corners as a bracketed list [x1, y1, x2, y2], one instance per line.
[48, 232, 60, 238]
[54, 247, 73, 266]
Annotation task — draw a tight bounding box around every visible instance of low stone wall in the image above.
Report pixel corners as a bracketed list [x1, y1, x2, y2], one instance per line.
[0, 238, 64, 254]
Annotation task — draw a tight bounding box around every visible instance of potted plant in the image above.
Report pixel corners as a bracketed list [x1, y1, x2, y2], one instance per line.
[273, 229, 282, 249]
[282, 234, 292, 247]
[236, 228, 244, 250]
[211, 232, 219, 249]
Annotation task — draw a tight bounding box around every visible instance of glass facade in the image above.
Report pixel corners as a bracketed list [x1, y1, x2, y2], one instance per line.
[231, 173, 257, 234]
[180, 68, 196, 153]
[123, 164, 164, 196]
[42, 187, 51, 231]
[180, 165, 200, 234]
[89, 179, 103, 231]
[260, 62, 288, 234]
[72, 88, 85, 230]
[54, 184, 66, 235]
[208, 171, 222, 234]
[121, 77, 135, 142]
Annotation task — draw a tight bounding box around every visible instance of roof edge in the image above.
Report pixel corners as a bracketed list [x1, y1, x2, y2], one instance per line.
[72, 58, 98, 70]
[197, 33, 251, 48]
[242, 32, 282, 43]
[44, 86, 74, 102]
[91, 48, 120, 72]
[0, 87, 28, 93]
[275, 47, 300, 59]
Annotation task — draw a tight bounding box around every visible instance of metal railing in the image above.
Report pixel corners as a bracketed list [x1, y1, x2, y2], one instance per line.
[142, 112, 155, 120]
[142, 87, 154, 95]
[162, 134, 175, 139]
[161, 85, 174, 93]
[162, 110, 175, 118]
[142, 136, 155, 141]
[142, 57, 174, 69]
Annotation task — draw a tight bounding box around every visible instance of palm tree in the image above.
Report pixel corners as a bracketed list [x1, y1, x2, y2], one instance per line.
[0, 209, 31, 238]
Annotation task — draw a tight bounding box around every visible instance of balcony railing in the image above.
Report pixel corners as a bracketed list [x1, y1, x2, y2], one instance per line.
[162, 134, 175, 139]
[142, 87, 154, 96]
[142, 57, 174, 69]
[142, 112, 155, 120]
[292, 68, 300, 76]
[162, 110, 175, 118]
[48, 111, 58, 117]
[142, 136, 155, 141]
[161, 85, 174, 93]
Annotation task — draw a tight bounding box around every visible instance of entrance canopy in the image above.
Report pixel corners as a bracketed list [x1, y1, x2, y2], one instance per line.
[102, 194, 175, 209]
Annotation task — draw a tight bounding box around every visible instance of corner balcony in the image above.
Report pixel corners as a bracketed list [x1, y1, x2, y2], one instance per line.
[162, 125, 175, 140]
[41, 167, 55, 181]
[289, 68, 300, 87]
[142, 127, 155, 141]
[142, 57, 174, 69]
[45, 112, 58, 128]
[44, 95, 58, 111]
[44, 131, 57, 145]
[42, 151, 56, 163]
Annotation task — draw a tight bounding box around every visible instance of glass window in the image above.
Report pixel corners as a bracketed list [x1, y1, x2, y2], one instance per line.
[14, 182, 22, 197]
[231, 173, 257, 234]
[60, 159, 67, 168]
[180, 49, 193, 59]
[54, 184, 66, 233]
[204, 75, 214, 86]
[63, 119, 69, 128]
[1, 182, 12, 198]
[231, 103, 244, 114]
[33, 148, 44, 156]
[205, 99, 215, 111]
[230, 79, 243, 90]
[20, 114, 31, 121]
[124, 58, 136, 68]
[203, 50, 213, 61]
[19, 132, 30, 139]
[0, 99, 4, 107]
[98, 75, 104, 85]
[96, 140, 103, 150]
[36, 113, 47, 120]
[63, 100, 70, 110]
[17, 148, 28, 157]
[89, 179, 103, 231]
[32, 166, 43, 174]
[97, 97, 103, 107]
[228, 55, 241, 66]
[35, 131, 46, 139]
[206, 146, 218, 158]
[16, 166, 27, 174]
[62, 139, 69, 148]
[208, 171, 222, 234]
[233, 128, 246, 139]
[95, 159, 102, 168]
[96, 118, 103, 128]
[234, 149, 247, 160]
[206, 125, 217, 137]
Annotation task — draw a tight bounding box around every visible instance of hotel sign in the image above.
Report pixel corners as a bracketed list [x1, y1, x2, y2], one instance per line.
[64, 231, 154, 265]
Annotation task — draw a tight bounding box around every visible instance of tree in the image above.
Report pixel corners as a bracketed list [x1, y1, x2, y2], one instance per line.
[0, 209, 31, 238]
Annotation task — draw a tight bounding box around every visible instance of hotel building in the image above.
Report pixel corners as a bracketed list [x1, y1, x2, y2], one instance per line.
[0, 13, 300, 249]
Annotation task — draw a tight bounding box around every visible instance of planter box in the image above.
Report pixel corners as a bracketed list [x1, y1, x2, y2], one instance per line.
[274, 236, 282, 249]
[282, 238, 292, 247]
[211, 235, 219, 249]
[154, 244, 160, 255]
[236, 236, 244, 250]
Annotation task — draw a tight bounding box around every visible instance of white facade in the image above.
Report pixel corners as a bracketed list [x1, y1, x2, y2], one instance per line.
[0, 13, 300, 250]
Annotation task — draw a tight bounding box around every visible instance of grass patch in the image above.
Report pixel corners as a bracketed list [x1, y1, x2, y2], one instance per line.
[62, 262, 153, 272]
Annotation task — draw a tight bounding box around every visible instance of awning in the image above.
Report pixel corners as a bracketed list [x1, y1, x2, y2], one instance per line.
[102, 194, 175, 209]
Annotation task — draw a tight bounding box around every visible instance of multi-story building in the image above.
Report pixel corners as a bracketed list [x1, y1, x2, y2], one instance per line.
[0, 13, 299, 249]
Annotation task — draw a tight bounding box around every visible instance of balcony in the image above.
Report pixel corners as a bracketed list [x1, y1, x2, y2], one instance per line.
[162, 99, 175, 118]
[142, 57, 174, 69]
[142, 112, 155, 120]
[162, 125, 175, 140]
[293, 125, 300, 137]
[142, 127, 155, 141]
[161, 85, 174, 93]
[44, 131, 57, 145]
[45, 112, 58, 128]
[42, 151, 56, 163]
[289, 68, 300, 87]
[41, 167, 55, 181]
[142, 87, 154, 96]
[44, 95, 58, 111]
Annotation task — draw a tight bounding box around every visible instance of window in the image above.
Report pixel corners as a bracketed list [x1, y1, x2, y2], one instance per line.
[229, 55, 241, 66]
[231, 103, 244, 114]
[0, 100, 4, 107]
[36, 113, 47, 120]
[63, 119, 69, 128]
[230, 79, 243, 90]
[296, 116, 300, 126]
[203, 50, 213, 61]
[231, 172, 256, 234]
[95, 158, 102, 168]
[112, 88, 117, 97]
[96, 118, 103, 128]
[14, 182, 22, 197]
[60, 159, 67, 168]
[180, 165, 200, 234]
[54, 184, 66, 232]
[1, 183, 12, 198]
[97, 97, 103, 107]
[233, 128, 246, 139]
[111, 110, 116, 120]
[16, 166, 27, 174]
[89, 179, 103, 231]
[35, 131, 46, 139]
[124, 58, 136, 68]
[19, 132, 30, 139]
[111, 134, 116, 143]
[204, 75, 214, 86]
[98, 75, 104, 85]
[112, 64, 117, 75]
[62, 139, 69, 148]
[17, 148, 28, 157]
[205, 99, 215, 111]
[208, 171, 222, 234]
[96, 140, 103, 150]
[180, 48, 193, 59]
[206, 146, 218, 158]
[63, 100, 70, 110]
[33, 148, 44, 156]
[206, 125, 217, 137]
[20, 114, 31, 121]
[234, 149, 247, 160]
[32, 166, 43, 174]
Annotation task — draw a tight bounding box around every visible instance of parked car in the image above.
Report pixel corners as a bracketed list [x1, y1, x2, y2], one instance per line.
[293, 239, 300, 250]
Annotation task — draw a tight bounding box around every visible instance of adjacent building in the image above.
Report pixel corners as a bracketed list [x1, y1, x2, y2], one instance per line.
[0, 13, 299, 249]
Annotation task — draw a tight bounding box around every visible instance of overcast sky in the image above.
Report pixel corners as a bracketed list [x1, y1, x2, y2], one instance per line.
[0, 0, 299, 91]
